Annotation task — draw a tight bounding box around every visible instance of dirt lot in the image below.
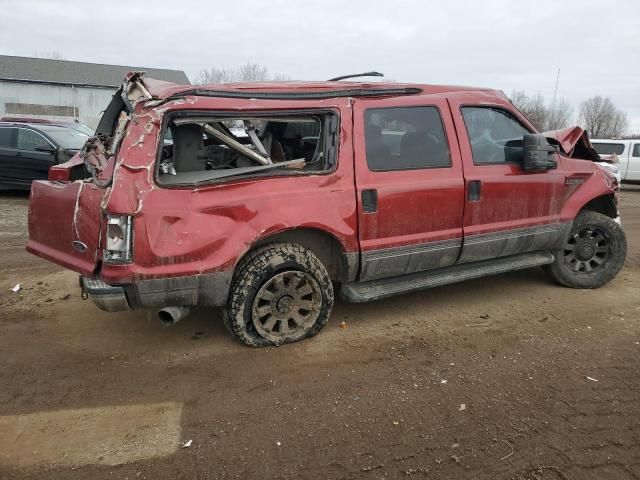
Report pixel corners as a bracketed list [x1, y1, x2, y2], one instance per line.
[1, 189, 640, 480]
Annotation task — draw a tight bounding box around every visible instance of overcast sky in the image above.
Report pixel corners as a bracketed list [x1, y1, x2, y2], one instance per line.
[2, 0, 639, 131]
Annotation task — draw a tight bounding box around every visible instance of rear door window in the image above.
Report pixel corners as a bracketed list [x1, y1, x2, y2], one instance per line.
[592, 143, 626, 156]
[364, 106, 451, 171]
[0, 127, 14, 148]
[632, 144, 640, 157]
[461, 107, 530, 164]
[17, 128, 52, 151]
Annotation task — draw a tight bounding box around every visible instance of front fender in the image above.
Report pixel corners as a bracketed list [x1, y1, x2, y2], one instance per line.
[560, 167, 618, 221]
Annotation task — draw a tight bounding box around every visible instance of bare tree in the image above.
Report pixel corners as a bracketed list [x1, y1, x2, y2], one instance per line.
[511, 91, 576, 131]
[510, 91, 547, 131]
[271, 73, 292, 81]
[196, 63, 287, 84]
[197, 67, 235, 84]
[34, 51, 66, 60]
[578, 96, 629, 138]
[546, 98, 573, 130]
[237, 63, 269, 81]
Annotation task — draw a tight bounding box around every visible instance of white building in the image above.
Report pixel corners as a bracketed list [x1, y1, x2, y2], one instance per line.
[0, 55, 189, 128]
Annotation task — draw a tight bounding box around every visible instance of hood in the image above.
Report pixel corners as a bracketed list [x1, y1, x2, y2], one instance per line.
[541, 126, 601, 162]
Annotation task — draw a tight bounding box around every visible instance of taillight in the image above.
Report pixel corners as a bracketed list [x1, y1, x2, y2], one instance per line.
[104, 215, 132, 263]
[48, 165, 71, 181]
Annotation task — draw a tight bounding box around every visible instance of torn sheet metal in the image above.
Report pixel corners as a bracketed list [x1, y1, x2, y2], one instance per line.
[82, 137, 115, 188]
[542, 126, 601, 162]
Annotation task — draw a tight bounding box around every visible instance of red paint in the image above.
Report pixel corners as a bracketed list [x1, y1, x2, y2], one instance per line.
[448, 92, 572, 240]
[26, 77, 617, 285]
[48, 153, 83, 181]
[353, 94, 465, 255]
[26, 180, 104, 276]
[542, 126, 600, 161]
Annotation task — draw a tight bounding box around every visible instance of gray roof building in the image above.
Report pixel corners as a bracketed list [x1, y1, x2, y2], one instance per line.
[0, 56, 190, 127]
[0, 55, 190, 87]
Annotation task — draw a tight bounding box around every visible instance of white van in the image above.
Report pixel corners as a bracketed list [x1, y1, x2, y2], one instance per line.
[591, 139, 640, 182]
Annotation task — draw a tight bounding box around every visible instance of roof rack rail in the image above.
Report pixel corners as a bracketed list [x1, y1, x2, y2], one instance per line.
[328, 71, 384, 81]
[168, 87, 422, 101]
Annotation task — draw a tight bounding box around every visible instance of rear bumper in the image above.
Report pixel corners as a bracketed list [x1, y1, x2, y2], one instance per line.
[82, 277, 130, 312]
[81, 271, 233, 312]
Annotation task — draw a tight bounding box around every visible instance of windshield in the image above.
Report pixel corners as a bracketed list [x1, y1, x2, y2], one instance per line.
[39, 125, 90, 150]
[68, 123, 95, 136]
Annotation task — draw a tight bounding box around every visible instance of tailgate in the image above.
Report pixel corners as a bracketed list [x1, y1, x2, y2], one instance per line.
[26, 180, 106, 276]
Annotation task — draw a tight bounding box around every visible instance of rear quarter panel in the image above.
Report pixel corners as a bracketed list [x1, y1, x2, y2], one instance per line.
[100, 97, 357, 284]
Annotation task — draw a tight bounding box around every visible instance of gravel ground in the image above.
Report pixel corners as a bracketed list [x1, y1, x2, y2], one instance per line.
[1, 187, 639, 480]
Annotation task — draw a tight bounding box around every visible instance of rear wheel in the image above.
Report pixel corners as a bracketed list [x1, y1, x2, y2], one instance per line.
[224, 243, 334, 347]
[546, 210, 626, 288]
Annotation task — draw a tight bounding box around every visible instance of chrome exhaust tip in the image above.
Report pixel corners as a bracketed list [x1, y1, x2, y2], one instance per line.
[158, 306, 191, 327]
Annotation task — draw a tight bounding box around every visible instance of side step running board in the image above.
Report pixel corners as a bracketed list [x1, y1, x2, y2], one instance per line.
[340, 252, 555, 303]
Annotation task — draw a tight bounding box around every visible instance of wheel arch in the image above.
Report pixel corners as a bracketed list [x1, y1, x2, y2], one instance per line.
[579, 193, 618, 219]
[236, 227, 358, 282]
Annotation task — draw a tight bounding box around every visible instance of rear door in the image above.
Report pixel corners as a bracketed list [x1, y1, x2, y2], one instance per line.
[448, 93, 568, 264]
[353, 96, 464, 281]
[14, 128, 57, 186]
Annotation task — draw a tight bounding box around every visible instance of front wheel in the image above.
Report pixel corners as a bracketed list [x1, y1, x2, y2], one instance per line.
[546, 210, 627, 289]
[224, 243, 334, 347]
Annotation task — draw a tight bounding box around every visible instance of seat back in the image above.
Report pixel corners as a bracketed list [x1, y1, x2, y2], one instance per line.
[172, 124, 204, 172]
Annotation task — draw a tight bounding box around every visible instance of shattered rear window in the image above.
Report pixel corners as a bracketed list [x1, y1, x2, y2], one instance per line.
[157, 113, 336, 186]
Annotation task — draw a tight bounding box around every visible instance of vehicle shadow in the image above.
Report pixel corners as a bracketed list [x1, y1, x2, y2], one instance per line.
[0, 190, 30, 199]
[104, 266, 559, 352]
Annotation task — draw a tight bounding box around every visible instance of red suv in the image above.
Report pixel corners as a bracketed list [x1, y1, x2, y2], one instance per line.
[26, 72, 626, 346]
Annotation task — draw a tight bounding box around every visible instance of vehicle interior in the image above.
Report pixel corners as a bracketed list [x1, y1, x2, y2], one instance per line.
[157, 113, 336, 185]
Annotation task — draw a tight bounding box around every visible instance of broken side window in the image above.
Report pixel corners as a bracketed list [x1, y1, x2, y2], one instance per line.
[156, 112, 337, 186]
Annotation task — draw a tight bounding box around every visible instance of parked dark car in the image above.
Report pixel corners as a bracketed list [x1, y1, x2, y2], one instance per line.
[0, 117, 94, 136]
[0, 121, 90, 190]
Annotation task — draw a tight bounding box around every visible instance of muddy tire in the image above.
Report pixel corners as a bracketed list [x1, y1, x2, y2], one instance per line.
[546, 210, 626, 289]
[223, 243, 334, 347]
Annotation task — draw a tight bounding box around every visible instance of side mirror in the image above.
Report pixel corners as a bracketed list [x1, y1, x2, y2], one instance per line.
[523, 134, 558, 172]
[35, 144, 57, 154]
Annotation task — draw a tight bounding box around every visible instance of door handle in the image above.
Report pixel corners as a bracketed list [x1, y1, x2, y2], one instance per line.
[15, 152, 22, 157]
[468, 180, 481, 202]
[362, 189, 378, 213]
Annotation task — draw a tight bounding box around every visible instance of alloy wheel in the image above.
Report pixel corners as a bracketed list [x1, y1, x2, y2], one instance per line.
[251, 271, 322, 342]
[562, 226, 611, 273]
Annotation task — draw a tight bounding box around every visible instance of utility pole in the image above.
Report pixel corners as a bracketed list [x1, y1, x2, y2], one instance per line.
[551, 68, 560, 111]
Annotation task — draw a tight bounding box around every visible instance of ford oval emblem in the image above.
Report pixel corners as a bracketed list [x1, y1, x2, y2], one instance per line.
[72, 240, 88, 253]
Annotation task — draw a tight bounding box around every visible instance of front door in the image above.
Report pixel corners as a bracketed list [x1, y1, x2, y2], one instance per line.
[353, 97, 465, 281]
[447, 93, 569, 264]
